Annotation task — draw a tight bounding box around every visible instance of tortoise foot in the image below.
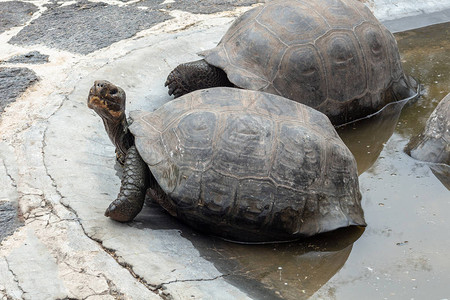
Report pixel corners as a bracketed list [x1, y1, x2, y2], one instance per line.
[105, 196, 141, 222]
[165, 59, 233, 98]
[165, 66, 191, 98]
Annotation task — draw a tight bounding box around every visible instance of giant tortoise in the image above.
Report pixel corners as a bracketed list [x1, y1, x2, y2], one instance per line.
[165, 0, 419, 125]
[88, 81, 365, 242]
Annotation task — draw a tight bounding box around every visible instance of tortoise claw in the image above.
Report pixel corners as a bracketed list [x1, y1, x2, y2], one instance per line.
[104, 198, 135, 222]
[167, 83, 177, 96]
[166, 68, 189, 98]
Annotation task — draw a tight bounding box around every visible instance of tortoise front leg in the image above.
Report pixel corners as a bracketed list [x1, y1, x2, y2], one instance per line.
[105, 145, 147, 222]
[165, 59, 233, 98]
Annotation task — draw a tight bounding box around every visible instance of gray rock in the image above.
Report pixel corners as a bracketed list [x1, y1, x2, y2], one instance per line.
[0, 67, 39, 113]
[2, 51, 49, 64]
[139, 0, 264, 14]
[0, 201, 22, 242]
[9, 1, 172, 54]
[0, 1, 38, 34]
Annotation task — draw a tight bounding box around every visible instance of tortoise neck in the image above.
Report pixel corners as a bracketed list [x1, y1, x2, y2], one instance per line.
[102, 114, 134, 158]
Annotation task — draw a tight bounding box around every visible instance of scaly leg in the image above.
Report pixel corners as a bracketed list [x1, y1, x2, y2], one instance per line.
[105, 145, 147, 222]
[165, 59, 233, 98]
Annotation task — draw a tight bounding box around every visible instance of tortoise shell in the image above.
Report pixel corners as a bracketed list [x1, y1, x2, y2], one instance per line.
[129, 87, 365, 242]
[199, 0, 408, 125]
[405, 93, 450, 165]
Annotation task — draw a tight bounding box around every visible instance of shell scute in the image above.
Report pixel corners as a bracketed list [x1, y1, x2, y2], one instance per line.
[316, 30, 367, 102]
[201, 168, 238, 215]
[223, 22, 285, 90]
[232, 179, 275, 226]
[161, 111, 216, 171]
[272, 44, 327, 107]
[270, 124, 323, 189]
[256, 1, 329, 45]
[355, 22, 391, 93]
[307, 0, 365, 29]
[212, 112, 275, 177]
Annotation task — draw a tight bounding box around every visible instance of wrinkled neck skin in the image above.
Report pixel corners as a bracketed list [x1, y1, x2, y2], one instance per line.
[102, 113, 134, 159]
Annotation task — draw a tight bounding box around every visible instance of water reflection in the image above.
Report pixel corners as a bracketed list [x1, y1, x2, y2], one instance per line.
[394, 22, 450, 138]
[135, 204, 364, 300]
[429, 164, 450, 190]
[336, 98, 409, 175]
[200, 227, 364, 300]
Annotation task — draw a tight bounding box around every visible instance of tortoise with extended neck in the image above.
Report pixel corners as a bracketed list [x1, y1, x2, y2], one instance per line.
[88, 81, 365, 242]
[165, 0, 419, 125]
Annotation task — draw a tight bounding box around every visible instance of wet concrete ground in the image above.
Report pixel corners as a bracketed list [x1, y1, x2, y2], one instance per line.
[0, 0, 449, 299]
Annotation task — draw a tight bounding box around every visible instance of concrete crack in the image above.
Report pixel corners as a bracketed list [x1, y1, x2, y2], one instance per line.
[157, 273, 230, 288]
[153, 274, 231, 300]
[100, 245, 158, 292]
[1, 159, 17, 188]
[4, 258, 25, 300]
[101, 274, 128, 300]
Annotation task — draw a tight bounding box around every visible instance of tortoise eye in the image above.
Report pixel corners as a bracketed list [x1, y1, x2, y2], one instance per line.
[110, 88, 118, 95]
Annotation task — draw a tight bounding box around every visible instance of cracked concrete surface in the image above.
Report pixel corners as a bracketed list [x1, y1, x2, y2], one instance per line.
[1, 0, 449, 299]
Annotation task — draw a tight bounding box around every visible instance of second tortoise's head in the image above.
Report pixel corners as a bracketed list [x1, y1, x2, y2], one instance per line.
[88, 80, 126, 122]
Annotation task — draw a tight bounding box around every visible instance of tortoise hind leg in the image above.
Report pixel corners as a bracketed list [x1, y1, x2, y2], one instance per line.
[105, 145, 147, 222]
[165, 59, 233, 98]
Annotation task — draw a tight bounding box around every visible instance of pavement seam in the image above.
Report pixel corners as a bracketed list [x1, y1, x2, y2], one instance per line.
[0, 158, 17, 189]
[4, 257, 25, 300]
[158, 273, 231, 287]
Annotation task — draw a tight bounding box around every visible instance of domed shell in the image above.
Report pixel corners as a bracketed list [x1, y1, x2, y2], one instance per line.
[129, 87, 365, 242]
[199, 0, 406, 125]
[405, 93, 450, 165]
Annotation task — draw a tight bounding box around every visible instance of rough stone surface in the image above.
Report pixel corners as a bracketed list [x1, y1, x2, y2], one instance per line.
[139, 0, 264, 14]
[0, 201, 21, 242]
[1, 51, 49, 64]
[9, 1, 172, 54]
[0, 1, 38, 34]
[0, 67, 39, 113]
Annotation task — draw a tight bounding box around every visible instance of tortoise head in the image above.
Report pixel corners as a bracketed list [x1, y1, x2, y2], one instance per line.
[88, 80, 126, 121]
[88, 80, 133, 162]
